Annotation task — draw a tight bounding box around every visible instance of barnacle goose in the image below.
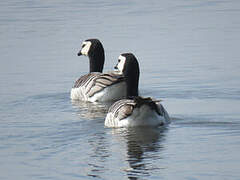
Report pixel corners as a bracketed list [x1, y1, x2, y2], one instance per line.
[104, 53, 170, 127]
[71, 39, 127, 102]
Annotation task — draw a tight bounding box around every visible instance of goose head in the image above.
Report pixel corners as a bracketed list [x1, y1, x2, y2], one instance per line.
[115, 53, 140, 97]
[77, 39, 105, 73]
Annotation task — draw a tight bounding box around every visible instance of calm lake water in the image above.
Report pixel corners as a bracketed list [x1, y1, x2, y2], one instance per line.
[1, 0, 240, 179]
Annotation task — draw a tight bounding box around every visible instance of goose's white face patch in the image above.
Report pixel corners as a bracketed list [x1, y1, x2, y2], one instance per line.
[116, 55, 126, 73]
[81, 41, 92, 56]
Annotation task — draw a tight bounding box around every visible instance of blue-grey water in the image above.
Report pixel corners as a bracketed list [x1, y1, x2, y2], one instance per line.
[1, 0, 240, 179]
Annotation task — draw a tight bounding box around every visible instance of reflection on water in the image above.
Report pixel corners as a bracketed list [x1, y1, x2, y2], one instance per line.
[71, 100, 112, 120]
[86, 131, 110, 179]
[111, 127, 167, 179]
[71, 99, 169, 179]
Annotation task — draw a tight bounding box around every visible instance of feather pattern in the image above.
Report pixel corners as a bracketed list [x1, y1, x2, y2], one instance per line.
[71, 72, 126, 101]
[108, 99, 135, 120]
[105, 96, 170, 127]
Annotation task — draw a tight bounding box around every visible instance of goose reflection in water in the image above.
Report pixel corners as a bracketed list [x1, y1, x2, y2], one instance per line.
[71, 100, 113, 119]
[112, 126, 168, 179]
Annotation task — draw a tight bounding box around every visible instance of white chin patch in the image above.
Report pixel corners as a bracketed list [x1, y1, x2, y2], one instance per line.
[117, 55, 126, 73]
[81, 41, 92, 56]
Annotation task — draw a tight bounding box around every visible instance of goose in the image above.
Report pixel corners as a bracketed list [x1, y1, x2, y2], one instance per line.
[104, 53, 170, 127]
[71, 39, 127, 102]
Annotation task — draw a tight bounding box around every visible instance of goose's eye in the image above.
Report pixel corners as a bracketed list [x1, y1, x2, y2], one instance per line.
[118, 59, 121, 62]
[82, 44, 86, 48]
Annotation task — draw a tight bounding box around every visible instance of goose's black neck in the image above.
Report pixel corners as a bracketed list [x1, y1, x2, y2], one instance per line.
[88, 39, 105, 73]
[89, 52, 104, 72]
[122, 54, 140, 97]
[126, 74, 139, 97]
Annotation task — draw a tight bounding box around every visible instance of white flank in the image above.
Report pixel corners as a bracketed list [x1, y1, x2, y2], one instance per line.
[88, 81, 127, 102]
[71, 81, 127, 102]
[105, 104, 169, 128]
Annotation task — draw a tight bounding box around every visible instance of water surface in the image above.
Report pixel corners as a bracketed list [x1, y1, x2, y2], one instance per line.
[1, 0, 240, 179]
